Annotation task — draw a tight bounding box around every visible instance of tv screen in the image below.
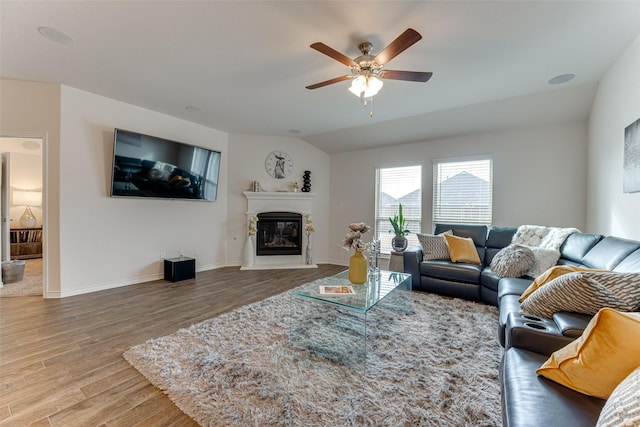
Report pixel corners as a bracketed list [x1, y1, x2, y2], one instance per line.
[110, 128, 221, 201]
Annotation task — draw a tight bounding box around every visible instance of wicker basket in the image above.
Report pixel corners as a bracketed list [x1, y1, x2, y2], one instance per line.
[2, 260, 26, 284]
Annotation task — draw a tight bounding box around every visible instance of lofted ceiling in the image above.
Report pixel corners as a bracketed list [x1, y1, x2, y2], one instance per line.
[1, 1, 639, 154]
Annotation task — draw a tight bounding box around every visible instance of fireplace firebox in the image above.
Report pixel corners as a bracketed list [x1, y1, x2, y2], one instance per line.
[256, 212, 302, 256]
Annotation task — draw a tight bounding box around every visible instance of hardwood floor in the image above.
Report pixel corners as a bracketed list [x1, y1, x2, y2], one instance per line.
[0, 264, 346, 426]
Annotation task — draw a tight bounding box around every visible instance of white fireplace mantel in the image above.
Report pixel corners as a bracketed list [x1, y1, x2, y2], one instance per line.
[241, 191, 316, 270]
[243, 191, 316, 214]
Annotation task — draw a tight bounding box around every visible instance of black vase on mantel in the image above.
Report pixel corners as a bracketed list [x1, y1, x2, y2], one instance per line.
[301, 171, 311, 192]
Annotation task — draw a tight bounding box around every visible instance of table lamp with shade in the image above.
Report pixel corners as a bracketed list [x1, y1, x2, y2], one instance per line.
[13, 190, 42, 228]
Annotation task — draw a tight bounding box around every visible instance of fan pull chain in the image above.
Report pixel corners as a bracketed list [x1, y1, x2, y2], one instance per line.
[358, 92, 374, 118]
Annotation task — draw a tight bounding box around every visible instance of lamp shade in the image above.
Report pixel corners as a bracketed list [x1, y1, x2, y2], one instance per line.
[348, 75, 367, 96]
[364, 76, 383, 97]
[348, 75, 383, 98]
[13, 190, 42, 207]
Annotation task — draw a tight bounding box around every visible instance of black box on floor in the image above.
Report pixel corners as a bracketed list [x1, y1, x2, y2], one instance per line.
[164, 257, 195, 282]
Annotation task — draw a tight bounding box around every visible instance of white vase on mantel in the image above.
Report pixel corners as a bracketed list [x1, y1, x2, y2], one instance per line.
[305, 235, 313, 265]
[244, 236, 255, 267]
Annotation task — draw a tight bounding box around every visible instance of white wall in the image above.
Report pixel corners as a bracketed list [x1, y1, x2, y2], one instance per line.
[58, 86, 228, 297]
[226, 134, 331, 265]
[329, 122, 588, 265]
[0, 78, 61, 296]
[2, 79, 330, 297]
[587, 34, 640, 239]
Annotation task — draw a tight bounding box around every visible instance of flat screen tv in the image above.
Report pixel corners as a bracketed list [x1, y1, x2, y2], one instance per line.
[110, 128, 221, 201]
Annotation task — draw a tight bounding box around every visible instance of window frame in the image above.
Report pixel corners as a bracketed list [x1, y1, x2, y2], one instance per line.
[374, 164, 422, 255]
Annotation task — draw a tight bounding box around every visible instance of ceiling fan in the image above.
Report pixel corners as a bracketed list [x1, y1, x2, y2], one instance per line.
[306, 28, 433, 106]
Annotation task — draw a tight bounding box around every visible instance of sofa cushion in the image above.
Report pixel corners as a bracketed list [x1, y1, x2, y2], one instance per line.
[490, 244, 535, 278]
[485, 226, 517, 265]
[581, 236, 640, 270]
[501, 348, 605, 427]
[486, 226, 518, 248]
[519, 265, 609, 302]
[434, 223, 487, 246]
[480, 268, 501, 292]
[613, 248, 640, 273]
[536, 308, 640, 399]
[419, 260, 482, 284]
[498, 277, 533, 300]
[597, 367, 640, 427]
[444, 234, 481, 265]
[560, 232, 603, 264]
[520, 271, 640, 318]
[416, 230, 452, 261]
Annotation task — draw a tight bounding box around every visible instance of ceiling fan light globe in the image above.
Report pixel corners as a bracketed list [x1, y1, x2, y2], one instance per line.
[363, 88, 379, 98]
[349, 75, 367, 97]
[365, 76, 383, 96]
[352, 75, 366, 89]
[348, 74, 383, 98]
[348, 86, 364, 97]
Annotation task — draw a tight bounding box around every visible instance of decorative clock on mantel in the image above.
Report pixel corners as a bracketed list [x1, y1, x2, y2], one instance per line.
[265, 150, 294, 179]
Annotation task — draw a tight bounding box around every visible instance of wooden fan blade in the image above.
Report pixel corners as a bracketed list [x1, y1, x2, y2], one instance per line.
[306, 75, 351, 90]
[310, 42, 357, 67]
[379, 70, 433, 82]
[374, 28, 422, 65]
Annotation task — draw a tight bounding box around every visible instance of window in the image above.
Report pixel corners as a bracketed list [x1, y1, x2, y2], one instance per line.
[433, 157, 493, 225]
[191, 147, 221, 201]
[375, 165, 421, 254]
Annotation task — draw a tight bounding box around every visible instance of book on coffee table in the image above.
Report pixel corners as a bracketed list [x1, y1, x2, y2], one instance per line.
[319, 285, 356, 295]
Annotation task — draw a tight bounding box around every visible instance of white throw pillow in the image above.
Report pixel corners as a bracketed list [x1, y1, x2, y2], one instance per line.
[416, 230, 452, 261]
[526, 246, 560, 278]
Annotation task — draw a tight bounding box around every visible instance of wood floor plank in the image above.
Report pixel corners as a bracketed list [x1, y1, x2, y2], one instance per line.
[1, 387, 86, 426]
[48, 375, 146, 426]
[107, 388, 176, 427]
[0, 405, 11, 422]
[0, 364, 71, 407]
[0, 264, 345, 426]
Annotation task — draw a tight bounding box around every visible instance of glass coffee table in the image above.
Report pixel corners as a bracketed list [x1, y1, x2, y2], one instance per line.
[289, 269, 412, 373]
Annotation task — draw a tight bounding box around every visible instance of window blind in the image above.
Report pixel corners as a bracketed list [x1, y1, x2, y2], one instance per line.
[433, 158, 492, 225]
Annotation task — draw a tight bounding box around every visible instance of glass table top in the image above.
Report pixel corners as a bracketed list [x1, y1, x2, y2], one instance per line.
[291, 269, 411, 312]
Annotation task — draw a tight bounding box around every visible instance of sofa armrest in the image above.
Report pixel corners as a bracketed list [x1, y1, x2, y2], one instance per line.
[505, 312, 576, 356]
[552, 312, 591, 338]
[403, 246, 422, 286]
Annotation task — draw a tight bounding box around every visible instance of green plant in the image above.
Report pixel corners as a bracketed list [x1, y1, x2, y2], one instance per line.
[388, 203, 411, 237]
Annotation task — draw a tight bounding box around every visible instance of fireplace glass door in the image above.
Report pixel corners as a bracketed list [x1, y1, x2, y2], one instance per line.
[256, 212, 302, 256]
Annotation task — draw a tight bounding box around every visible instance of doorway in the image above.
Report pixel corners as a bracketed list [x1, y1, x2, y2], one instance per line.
[0, 136, 45, 297]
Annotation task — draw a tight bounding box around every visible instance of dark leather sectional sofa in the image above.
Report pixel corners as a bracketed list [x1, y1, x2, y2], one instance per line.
[403, 224, 640, 427]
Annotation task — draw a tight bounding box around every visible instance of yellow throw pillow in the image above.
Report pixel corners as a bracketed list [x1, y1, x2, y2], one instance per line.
[536, 308, 640, 399]
[519, 265, 609, 302]
[443, 234, 481, 265]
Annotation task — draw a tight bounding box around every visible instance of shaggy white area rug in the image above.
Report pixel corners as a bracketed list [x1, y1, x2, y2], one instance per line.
[124, 287, 501, 426]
